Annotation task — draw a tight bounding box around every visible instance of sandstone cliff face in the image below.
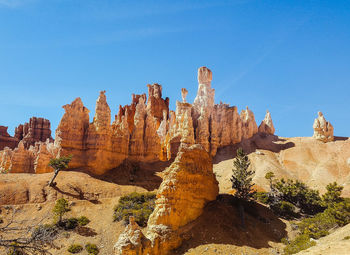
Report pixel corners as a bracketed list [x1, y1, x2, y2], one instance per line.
[0, 126, 18, 150]
[114, 144, 219, 255]
[258, 110, 275, 135]
[0, 67, 271, 175]
[313, 111, 334, 142]
[15, 117, 53, 149]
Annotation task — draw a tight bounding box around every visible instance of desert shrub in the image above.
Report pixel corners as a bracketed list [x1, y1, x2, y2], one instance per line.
[64, 217, 78, 230]
[113, 192, 156, 227]
[271, 201, 298, 219]
[343, 235, 350, 240]
[85, 243, 99, 254]
[325, 200, 350, 226]
[31, 223, 58, 242]
[254, 191, 269, 204]
[274, 178, 323, 215]
[77, 216, 90, 226]
[322, 182, 343, 206]
[298, 211, 336, 239]
[6, 243, 25, 255]
[53, 198, 70, 224]
[283, 234, 316, 255]
[67, 244, 83, 253]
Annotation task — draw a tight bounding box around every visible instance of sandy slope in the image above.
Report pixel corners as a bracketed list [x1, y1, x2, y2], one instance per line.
[296, 223, 350, 255]
[214, 135, 350, 196]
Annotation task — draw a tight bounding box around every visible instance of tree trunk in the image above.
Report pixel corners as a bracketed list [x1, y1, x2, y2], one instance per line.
[49, 169, 60, 187]
[238, 200, 245, 228]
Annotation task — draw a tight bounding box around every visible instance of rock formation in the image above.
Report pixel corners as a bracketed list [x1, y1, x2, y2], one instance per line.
[313, 111, 334, 142]
[15, 117, 53, 149]
[114, 144, 219, 255]
[0, 126, 18, 150]
[258, 110, 275, 135]
[0, 66, 272, 175]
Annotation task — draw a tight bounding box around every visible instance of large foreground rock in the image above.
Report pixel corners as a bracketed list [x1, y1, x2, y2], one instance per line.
[114, 144, 219, 255]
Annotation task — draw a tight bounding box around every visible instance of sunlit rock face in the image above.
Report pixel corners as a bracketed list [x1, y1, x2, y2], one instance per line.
[313, 111, 334, 142]
[114, 144, 219, 255]
[0, 66, 271, 175]
[258, 110, 275, 135]
[15, 117, 53, 149]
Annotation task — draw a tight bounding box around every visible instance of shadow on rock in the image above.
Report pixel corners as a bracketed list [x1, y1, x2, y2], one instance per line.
[94, 159, 171, 191]
[214, 133, 295, 164]
[173, 194, 287, 254]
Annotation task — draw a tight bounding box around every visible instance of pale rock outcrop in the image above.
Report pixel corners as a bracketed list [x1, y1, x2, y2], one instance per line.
[211, 103, 243, 151]
[258, 110, 275, 135]
[241, 106, 258, 139]
[34, 140, 60, 174]
[192, 67, 215, 153]
[181, 88, 188, 103]
[164, 100, 195, 160]
[114, 144, 219, 255]
[313, 111, 334, 142]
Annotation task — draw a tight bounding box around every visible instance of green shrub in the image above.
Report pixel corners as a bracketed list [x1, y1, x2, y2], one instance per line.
[284, 234, 316, 254]
[274, 178, 323, 215]
[53, 198, 70, 224]
[343, 235, 350, 240]
[77, 216, 90, 226]
[322, 182, 343, 206]
[6, 244, 25, 255]
[254, 191, 269, 204]
[272, 201, 298, 219]
[64, 217, 78, 230]
[113, 192, 156, 227]
[298, 211, 336, 239]
[67, 244, 83, 253]
[85, 243, 99, 254]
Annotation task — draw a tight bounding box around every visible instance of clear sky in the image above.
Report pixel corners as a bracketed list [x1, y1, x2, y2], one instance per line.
[0, 0, 349, 138]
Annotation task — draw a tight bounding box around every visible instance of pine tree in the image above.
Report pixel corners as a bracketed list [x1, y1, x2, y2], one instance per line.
[231, 148, 256, 228]
[231, 148, 256, 200]
[48, 155, 72, 187]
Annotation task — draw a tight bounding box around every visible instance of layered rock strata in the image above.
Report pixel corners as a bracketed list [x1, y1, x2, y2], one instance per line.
[15, 117, 53, 148]
[313, 111, 334, 142]
[0, 67, 273, 175]
[0, 126, 18, 150]
[114, 144, 219, 255]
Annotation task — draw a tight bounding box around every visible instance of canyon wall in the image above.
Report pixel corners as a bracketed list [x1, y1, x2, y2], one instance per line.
[0, 66, 273, 175]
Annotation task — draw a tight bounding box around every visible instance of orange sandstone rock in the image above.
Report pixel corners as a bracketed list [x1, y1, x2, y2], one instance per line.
[114, 144, 219, 255]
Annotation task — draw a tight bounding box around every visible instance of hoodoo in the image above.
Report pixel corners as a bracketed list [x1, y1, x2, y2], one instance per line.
[313, 111, 334, 142]
[0, 67, 271, 175]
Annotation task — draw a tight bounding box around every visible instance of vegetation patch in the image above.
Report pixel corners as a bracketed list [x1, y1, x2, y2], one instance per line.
[113, 192, 156, 227]
[68, 244, 83, 253]
[77, 216, 90, 226]
[85, 243, 99, 254]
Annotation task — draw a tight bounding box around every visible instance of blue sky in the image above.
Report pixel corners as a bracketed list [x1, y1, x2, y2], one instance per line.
[0, 0, 349, 137]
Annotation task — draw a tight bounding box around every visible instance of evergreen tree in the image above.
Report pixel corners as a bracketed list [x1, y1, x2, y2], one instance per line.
[322, 182, 343, 206]
[53, 198, 70, 224]
[231, 148, 256, 228]
[231, 148, 256, 200]
[48, 155, 72, 187]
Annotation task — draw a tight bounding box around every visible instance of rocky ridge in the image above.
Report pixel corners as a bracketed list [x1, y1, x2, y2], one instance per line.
[0, 66, 273, 175]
